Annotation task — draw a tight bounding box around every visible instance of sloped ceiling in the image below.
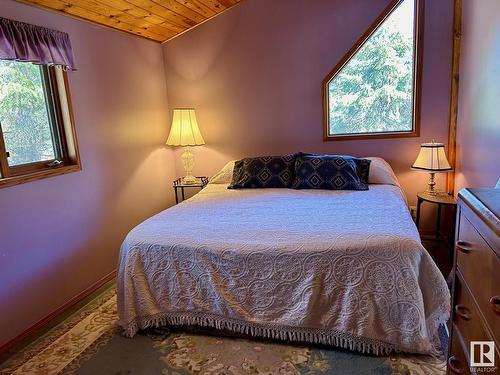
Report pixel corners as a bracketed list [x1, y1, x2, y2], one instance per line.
[15, 0, 243, 43]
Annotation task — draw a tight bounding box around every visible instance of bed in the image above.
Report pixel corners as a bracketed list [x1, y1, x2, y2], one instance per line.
[117, 158, 450, 356]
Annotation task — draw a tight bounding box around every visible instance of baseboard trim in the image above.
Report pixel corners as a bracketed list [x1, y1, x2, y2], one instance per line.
[0, 269, 116, 355]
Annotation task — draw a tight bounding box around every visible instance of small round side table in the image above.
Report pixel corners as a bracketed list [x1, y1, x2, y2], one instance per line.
[415, 191, 457, 240]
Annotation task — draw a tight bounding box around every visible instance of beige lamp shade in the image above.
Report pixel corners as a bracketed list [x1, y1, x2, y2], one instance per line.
[412, 142, 452, 172]
[166, 108, 205, 146]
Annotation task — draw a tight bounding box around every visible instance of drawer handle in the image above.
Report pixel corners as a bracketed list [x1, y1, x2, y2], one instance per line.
[456, 241, 472, 254]
[448, 356, 464, 374]
[490, 295, 500, 315]
[454, 304, 471, 320]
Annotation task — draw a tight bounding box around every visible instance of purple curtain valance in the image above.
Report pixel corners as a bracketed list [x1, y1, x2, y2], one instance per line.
[0, 17, 76, 70]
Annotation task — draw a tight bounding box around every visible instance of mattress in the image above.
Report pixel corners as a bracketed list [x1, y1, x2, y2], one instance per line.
[117, 183, 450, 355]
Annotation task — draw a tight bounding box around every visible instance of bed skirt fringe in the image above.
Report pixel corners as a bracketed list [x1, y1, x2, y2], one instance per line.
[121, 313, 400, 356]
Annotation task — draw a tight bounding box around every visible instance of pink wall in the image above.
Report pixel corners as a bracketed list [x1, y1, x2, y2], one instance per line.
[454, 0, 500, 191]
[163, 0, 454, 213]
[0, 1, 174, 347]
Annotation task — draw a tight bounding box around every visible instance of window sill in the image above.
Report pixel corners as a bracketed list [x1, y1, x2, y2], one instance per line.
[323, 130, 419, 141]
[0, 164, 81, 189]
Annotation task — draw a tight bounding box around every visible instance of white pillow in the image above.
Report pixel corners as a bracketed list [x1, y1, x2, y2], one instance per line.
[209, 160, 236, 184]
[364, 157, 400, 186]
[208, 157, 400, 186]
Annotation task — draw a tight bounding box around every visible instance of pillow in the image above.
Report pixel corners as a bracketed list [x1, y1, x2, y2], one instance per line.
[299, 153, 371, 183]
[228, 154, 297, 189]
[209, 156, 398, 186]
[209, 160, 236, 184]
[363, 157, 400, 186]
[292, 154, 370, 190]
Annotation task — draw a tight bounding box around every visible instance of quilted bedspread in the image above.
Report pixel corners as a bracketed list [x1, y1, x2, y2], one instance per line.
[117, 183, 450, 355]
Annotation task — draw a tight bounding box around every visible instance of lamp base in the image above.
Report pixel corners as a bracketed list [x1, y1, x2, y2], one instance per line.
[182, 175, 198, 185]
[422, 190, 450, 198]
[181, 146, 197, 185]
[425, 172, 449, 196]
[426, 172, 437, 194]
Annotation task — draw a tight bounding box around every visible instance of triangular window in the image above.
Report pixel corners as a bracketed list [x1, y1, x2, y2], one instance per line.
[324, 0, 422, 139]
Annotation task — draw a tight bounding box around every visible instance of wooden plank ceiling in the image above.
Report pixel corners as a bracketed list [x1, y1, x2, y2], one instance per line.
[15, 0, 243, 43]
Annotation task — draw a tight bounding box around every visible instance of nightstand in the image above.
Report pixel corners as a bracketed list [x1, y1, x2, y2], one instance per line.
[416, 191, 457, 238]
[173, 177, 208, 204]
[416, 191, 457, 261]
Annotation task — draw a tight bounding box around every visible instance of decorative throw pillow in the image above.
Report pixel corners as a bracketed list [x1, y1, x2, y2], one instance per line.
[292, 154, 370, 190]
[352, 156, 371, 185]
[228, 154, 297, 189]
[299, 153, 371, 184]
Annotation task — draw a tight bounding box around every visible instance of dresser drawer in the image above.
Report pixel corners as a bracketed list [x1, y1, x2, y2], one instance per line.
[453, 271, 495, 344]
[450, 272, 500, 374]
[456, 215, 500, 337]
[447, 326, 471, 375]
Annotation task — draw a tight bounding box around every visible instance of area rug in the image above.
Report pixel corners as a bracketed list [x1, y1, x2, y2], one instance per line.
[0, 287, 446, 375]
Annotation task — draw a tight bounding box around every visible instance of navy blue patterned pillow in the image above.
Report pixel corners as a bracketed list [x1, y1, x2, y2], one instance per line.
[299, 153, 371, 184]
[292, 154, 370, 190]
[228, 154, 297, 189]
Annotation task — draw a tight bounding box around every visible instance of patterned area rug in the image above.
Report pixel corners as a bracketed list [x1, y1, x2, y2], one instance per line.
[0, 287, 446, 375]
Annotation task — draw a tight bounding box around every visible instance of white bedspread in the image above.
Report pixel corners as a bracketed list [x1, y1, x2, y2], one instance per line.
[117, 184, 450, 355]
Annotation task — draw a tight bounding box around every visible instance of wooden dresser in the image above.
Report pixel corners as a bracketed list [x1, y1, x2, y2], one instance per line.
[447, 188, 500, 374]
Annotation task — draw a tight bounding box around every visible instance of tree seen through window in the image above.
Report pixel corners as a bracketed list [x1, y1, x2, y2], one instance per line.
[325, 0, 419, 138]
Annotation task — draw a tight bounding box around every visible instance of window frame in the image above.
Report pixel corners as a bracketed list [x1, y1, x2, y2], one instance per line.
[0, 64, 81, 188]
[322, 0, 424, 141]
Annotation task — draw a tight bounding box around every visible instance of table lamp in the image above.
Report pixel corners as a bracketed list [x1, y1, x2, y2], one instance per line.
[412, 141, 452, 195]
[166, 108, 205, 184]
